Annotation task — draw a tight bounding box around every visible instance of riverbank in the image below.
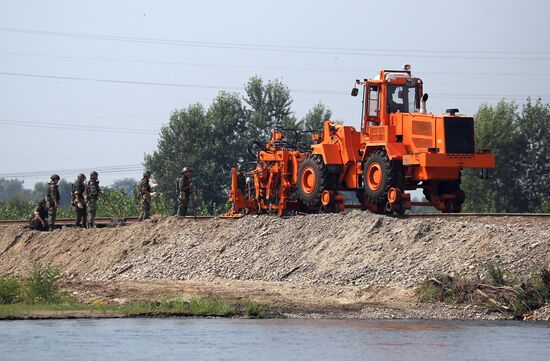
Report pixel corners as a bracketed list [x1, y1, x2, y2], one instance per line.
[1, 212, 549, 320]
[3, 278, 546, 321]
[0, 295, 270, 320]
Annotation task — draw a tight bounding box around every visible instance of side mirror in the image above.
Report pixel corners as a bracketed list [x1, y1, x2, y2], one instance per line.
[422, 93, 429, 102]
[351, 87, 359, 97]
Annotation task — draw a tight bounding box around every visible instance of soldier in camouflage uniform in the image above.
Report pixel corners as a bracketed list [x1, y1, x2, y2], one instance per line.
[46, 174, 60, 231]
[86, 171, 102, 228]
[138, 171, 156, 221]
[176, 167, 192, 216]
[30, 199, 49, 231]
[73, 173, 87, 228]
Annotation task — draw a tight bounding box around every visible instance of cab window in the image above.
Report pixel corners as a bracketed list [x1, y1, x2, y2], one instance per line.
[387, 84, 419, 113]
[387, 84, 406, 113]
[368, 85, 379, 117]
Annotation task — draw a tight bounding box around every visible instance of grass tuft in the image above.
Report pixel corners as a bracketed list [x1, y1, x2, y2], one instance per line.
[486, 262, 506, 286]
[242, 300, 268, 318]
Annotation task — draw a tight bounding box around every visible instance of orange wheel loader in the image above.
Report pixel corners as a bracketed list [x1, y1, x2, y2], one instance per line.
[296, 64, 496, 214]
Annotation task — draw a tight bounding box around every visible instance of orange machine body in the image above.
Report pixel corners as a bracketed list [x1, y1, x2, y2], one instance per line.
[225, 130, 307, 217]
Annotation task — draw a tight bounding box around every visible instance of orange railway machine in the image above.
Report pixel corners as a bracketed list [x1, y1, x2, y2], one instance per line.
[296, 64, 495, 214]
[225, 129, 314, 217]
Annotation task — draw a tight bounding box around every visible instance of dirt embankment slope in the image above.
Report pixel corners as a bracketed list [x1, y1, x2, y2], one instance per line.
[1, 212, 549, 319]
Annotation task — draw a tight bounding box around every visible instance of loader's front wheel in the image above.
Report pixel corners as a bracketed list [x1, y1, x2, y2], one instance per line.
[363, 149, 403, 210]
[298, 155, 329, 211]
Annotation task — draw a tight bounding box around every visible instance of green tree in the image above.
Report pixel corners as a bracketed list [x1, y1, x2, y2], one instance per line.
[301, 102, 332, 132]
[462, 99, 550, 212]
[518, 99, 550, 211]
[145, 103, 210, 212]
[243, 76, 295, 142]
[0, 178, 31, 201]
[298, 102, 332, 145]
[462, 101, 526, 212]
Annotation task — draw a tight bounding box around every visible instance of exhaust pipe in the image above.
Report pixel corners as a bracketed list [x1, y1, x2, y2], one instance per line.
[420, 93, 429, 113]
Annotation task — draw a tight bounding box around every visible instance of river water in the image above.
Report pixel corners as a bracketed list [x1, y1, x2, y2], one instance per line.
[0, 318, 549, 361]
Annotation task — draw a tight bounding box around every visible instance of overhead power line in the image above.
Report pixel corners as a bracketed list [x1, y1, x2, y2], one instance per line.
[2, 50, 549, 77]
[0, 70, 548, 101]
[0, 119, 158, 135]
[1, 27, 549, 61]
[0, 164, 144, 179]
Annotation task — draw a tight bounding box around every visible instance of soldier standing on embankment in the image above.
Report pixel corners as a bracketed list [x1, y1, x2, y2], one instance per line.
[138, 170, 156, 221]
[46, 174, 60, 231]
[86, 171, 102, 228]
[176, 167, 192, 217]
[73, 173, 87, 228]
[30, 199, 49, 231]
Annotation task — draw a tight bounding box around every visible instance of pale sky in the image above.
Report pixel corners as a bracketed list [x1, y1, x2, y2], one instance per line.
[1, 0, 548, 188]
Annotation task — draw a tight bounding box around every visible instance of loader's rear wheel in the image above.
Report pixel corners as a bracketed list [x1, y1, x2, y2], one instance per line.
[363, 149, 403, 212]
[298, 155, 328, 211]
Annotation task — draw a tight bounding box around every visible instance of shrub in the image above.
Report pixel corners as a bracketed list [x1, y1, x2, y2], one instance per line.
[416, 273, 456, 303]
[0, 276, 21, 304]
[23, 263, 61, 304]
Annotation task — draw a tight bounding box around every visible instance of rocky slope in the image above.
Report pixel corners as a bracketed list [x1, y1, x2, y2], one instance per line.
[1, 211, 548, 319]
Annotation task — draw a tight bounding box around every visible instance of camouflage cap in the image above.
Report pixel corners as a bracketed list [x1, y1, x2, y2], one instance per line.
[78, 173, 86, 180]
[90, 171, 98, 178]
[143, 170, 152, 177]
[50, 174, 60, 181]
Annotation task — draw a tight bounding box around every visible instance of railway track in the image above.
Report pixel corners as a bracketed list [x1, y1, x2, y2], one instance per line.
[0, 215, 215, 228]
[1, 213, 548, 228]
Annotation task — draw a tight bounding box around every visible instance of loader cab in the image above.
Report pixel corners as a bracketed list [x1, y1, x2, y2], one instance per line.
[355, 66, 423, 134]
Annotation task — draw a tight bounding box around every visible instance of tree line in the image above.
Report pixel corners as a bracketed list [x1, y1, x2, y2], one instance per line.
[462, 99, 550, 212]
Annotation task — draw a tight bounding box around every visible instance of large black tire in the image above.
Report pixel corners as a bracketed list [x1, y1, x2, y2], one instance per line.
[363, 149, 403, 210]
[297, 155, 329, 210]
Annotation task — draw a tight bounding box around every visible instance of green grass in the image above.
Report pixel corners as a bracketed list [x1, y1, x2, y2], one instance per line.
[241, 300, 269, 318]
[117, 297, 237, 317]
[0, 297, 269, 319]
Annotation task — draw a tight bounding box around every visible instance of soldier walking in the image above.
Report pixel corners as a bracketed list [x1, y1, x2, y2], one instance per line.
[73, 173, 87, 228]
[46, 174, 60, 231]
[86, 171, 102, 228]
[30, 199, 49, 231]
[176, 167, 192, 216]
[138, 170, 156, 221]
